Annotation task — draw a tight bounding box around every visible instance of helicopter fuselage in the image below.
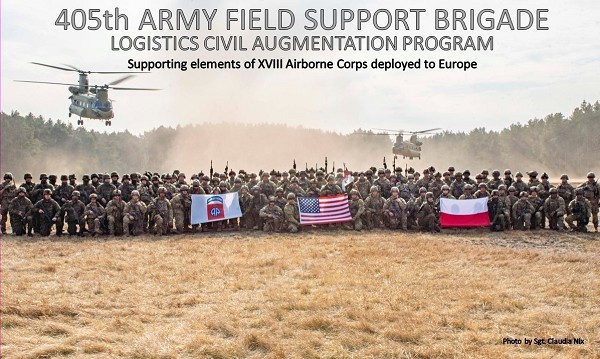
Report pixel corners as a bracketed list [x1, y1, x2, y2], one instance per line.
[68, 91, 113, 120]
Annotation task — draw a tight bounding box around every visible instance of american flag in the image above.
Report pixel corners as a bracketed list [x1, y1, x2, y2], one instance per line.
[298, 194, 352, 225]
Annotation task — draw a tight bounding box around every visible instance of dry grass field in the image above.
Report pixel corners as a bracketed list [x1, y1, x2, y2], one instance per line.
[2, 229, 599, 358]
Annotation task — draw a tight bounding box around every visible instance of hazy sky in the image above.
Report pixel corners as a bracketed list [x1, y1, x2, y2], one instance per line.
[2, 0, 600, 135]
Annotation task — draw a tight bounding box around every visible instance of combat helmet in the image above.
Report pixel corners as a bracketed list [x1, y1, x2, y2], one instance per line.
[287, 193, 296, 200]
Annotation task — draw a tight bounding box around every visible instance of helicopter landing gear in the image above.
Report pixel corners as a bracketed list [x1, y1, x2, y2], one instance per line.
[105, 121, 112, 126]
[77, 119, 84, 126]
[68, 112, 71, 118]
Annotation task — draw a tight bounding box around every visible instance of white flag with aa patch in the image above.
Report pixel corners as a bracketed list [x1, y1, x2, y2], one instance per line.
[191, 193, 242, 224]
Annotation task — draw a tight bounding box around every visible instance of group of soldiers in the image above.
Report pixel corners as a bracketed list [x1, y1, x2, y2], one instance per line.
[0, 165, 598, 237]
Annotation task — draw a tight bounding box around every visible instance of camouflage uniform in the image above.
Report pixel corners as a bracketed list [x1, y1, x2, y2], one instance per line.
[0, 174, 18, 233]
[556, 175, 575, 205]
[566, 191, 592, 232]
[512, 173, 528, 194]
[260, 198, 283, 232]
[123, 192, 148, 236]
[487, 171, 504, 190]
[363, 186, 385, 229]
[106, 192, 126, 236]
[97, 176, 117, 206]
[61, 192, 86, 236]
[577, 173, 599, 231]
[428, 175, 444, 199]
[320, 175, 343, 196]
[527, 189, 544, 229]
[450, 174, 465, 198]
[283, 193, 301, 233]
[305, 181, 320, 197]
[8, 188, 33, 236]
[239, 187, 254, 229]
[488, 191, 508, 231]
[417, 193, 439, 232]
[32, 189, 61, 236]
[75, 175, 96, 205]
[31, 174, 54, 204]
[346, 190, 365, 231]
[512, 194, 536, 230]
[543, 189, 566, 230]
[84, 194, 105, 235]
[249, 187, 268, 230]
[259, 175, 277, 198]
[458, 185, 476, 200]
[373, 170, 392, 199]
[383, 188, 407, 230]
[170, 186, 191, 234]
[118, 176, 136, 202]
[355, 176, 371, 199]
[19, 173, 36, 200]
[147, 188, 173, 236]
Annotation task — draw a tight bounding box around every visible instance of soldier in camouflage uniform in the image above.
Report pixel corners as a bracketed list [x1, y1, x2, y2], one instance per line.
[450, 172, 465, 199]
[488, 190, 508, 231]
[162, 174, 178, 200]
[176, 173, 188, 188]
[442, 171, 453, 187]
[0, 173, 17, 234]
[373, 169, 392, 199]
[118, 174, 135, 202]
[53, 175, 75, 209]
[75, 174, 96, 205]
[97, 174, 117, 207]
[416, 169, 431, 191]
[33, 189, 61, 236]
[30, 174, 54, 233]
[459, 184, 476, 200]
[577, 172, 599, 232]
[506, 186, 519, 230]
[249, 186, 268, 230]
[364, 186, 386, 229]
[417, 192, 439, 232]
[239, 185, 254, 229]
[90, 173, 101, 190]
[345, 189, 365, 231]
[110, 172, 121, 188]
[20, 173, 36, 200]
[355, 173, 371, 199]
[297, 171, 309, 191]
[503, 170, 513, 188]
[512, 172, 528, 195]
[527, 171, 542, 192]
[147, 187, 173, 236]
[274, 187, 287, 211]
[259, 173, 277, 198]
[137, 176, 155, 233]
[320, 175, 343, 196]
[566, 189, 592, 232]
[8, 187, 33, 236]
[488, 170, 503, 190]
[170, 186, 191, 234]
[462, 170, 476, 186]
[260, 196, 283, 232]
[283, 193, 301, 233]
[85, 194, 105, 236]
[383, 187, 407, 230]
[61, 191, 86, 236]
[247, 173, 259, 189]
[543, 188, 566, 231]
[538, 173, 553, 202]
[435, 185, 455, 214]
[48, 174, 58, 188]
[286, 177, 306, 198]
[428, 172, 444, 199]
[557, 174, 575, 205]
[475, 183, 490, 198]
[124, 190, 148, 236]
[512, 192, 536, 231]
[314, 170, 326, 188]
[106, 190, 125, 236]
[305, 180, 320, 197]
[528, 188, 544, 229]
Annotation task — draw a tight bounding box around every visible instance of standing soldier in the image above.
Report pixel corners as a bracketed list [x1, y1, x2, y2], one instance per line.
[239, 185, 254, 230]
[475, 183, 490, 198]
[8, 187, 33, 236]
[450, 172, 465, 199]
[428, 172, 444, 199]
[119, 174, 135, 202]
[69, 174, 77, 187]
[53, 175, 74, 207]
[110, 172, 121, 188]
[459, 184, 476, 200]
[544, 188, 566, 231]
[462, 170, 476, 186]
[138, 176, 155, 233]
[33, 189, 61, 236]
[416, 169, 431, 191]
[557, 174, 575, 205]
[259, 196, 283, 232]
[123, 190, 148, 237]
[48, 174, 58, 188]
[503, 169, 514, 188]
[355, 173, 371, 199]
[297, 171, 309, 191]
[384, 187, 407, 230]
[364, 186, 385, 229]
[274, 188, 287, 211]
[527, 171, 542, 192]
[84, 194, 105, 237]
[418, 192, 440, 233]
[320, 175, 343, 196]
[577, 172, 599, 232]
[528, 188, 545, 229]
[170, 185, 191, 234]
[61, 191, 86, 237]
[283, 193, 301, 233]
[148, 187, 174, 235]
[305, 180, 320, 197]
[315, 170, 327, 188]
[97, 174, 117, 207]
[249, 186, 268, 230]
[0, 173, 17, 234]
[248, 173, 259, 189]
[488, 190, 508, 231]
[259, 172, 277, 198]
[506, 186, 520, 230]
[31, 173, 54, 204]
[513, 172, 528, 194]
[442, 171, 453, 187]
[20, 173, 36, 199]
[488, 170, 503, 190]
[106, 190, 125, 236]
[76, 174, 96, 205]
[512, 192, 536, 231]
[435, 185, 455, 214]
[90, 173, 101, 190]
[373, 169, 392, 199]
[538, 173, 553, 202]
[162, 174, 178, 200]
[566, 189, 592, 232]
[176, 173, 188, 188]
[286, 177, 306, 197]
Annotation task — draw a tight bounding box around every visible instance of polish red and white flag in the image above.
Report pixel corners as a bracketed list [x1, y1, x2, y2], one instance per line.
[439, 198, 490, 227]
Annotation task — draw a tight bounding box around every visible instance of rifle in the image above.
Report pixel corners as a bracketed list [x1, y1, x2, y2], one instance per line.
[305, 163, 308, 172]
[210, 161, 214, 178]
[383, 157, 387, 170]
[225, 161, 229, 174]
[293, 159, 297, 171]
[325, 157, 328, 173]
[393, 156, 396, 170]
[332, 161, 335, 173]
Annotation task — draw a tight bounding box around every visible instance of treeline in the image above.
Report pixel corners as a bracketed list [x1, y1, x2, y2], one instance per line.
[1, 100, 598, 178]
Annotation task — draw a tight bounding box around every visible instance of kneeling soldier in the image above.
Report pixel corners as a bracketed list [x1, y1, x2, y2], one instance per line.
[85, 194, 105, 236]
[283, 193, 301, 233]
[123, 190, 147, 236]
[8, 187, 33, 236]
[260, 196, 283, 232]
[61, 190, 86, 237]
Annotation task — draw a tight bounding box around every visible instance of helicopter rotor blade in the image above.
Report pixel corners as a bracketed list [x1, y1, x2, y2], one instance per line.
[62, 63, 86, 73]
[110, 86, 160, 91]
[409, 128, 442, 134]
[371, 128, 405, 133]
[30, 62, 78, 72]
[108, 75, 135, 86]
[14, 80, 80, 86]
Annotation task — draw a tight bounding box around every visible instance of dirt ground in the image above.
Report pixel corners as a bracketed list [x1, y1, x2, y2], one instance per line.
[1, 229, 599, 358]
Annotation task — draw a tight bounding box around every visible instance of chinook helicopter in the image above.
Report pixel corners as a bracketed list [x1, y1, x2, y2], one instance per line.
[365, 128, 442, 160]
[15, 62, 159, 126]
